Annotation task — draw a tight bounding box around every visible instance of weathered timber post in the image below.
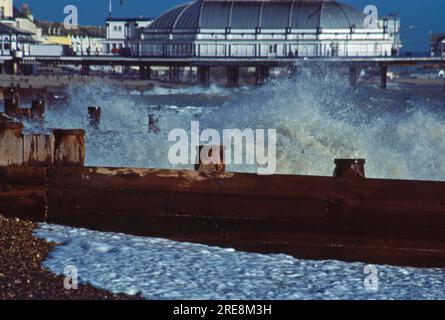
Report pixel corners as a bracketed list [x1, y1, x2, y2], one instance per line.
[148, 114, 160, 133]
[380, 64, 388, 90]
[23, 134, 55, 166]
[349, 65, 357, 87]
[198, 66, 210, 86]
[31, 99, 45, 125]
[195, 145, 225, 173]
[334, 159, 366, 178]
[88, 106, 101, 130]
[53, 129, 85, 166]
[0, 122, 24, 166]
[4, 87, 19, 117]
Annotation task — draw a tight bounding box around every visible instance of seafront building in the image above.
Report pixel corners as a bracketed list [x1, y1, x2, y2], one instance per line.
[138, 0, 401, 58]
[38, 21, 106, 56]
[103, 17, 153, 56]
[0, 4, 37, 63]
[1, 0, 403, 59]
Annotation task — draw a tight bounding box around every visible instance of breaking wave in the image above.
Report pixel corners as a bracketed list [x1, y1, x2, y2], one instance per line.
[23, 69, 445, 181]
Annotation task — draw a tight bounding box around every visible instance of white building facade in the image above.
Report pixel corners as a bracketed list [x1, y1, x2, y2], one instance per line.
[0, 0, 12, 19]
[104, 18, 153, 56]
[140, 0, 401, 58]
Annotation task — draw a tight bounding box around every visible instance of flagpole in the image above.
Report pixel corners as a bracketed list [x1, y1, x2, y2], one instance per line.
[109, 0, 112, 17]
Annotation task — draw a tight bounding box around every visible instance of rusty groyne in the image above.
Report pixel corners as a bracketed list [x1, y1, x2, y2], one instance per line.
[0, 120, 445, 267]
[1, 88, 445, 268]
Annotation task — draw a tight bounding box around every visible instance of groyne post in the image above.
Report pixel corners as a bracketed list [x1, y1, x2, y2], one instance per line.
[195, 145, 226, 173]
[53, 129, 85, 166]
[23, 134, 55, 166]
[333, 159, 366, 178]
[31, 99, 45, 126]
[88, 107, 101, 131]
[0, 122, 24, 166]
[148, 114, 160, 133]
[4, 87, 19, 117]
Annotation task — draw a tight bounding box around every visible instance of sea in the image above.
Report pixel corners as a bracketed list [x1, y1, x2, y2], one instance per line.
[25, 69, 445, 299]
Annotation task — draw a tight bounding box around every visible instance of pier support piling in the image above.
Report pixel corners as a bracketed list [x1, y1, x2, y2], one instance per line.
[255, 66, 270, 85]
[287, 64, 298, 78]
[349, 66, 357, 87]
[139, 65, 151, 80]
[81, 64, 90, 76]
[227, 66, 240, 87]
[3, 60, 18, 75]
[169, 66, 181, 83]
[53, 129, 85, 167]
[380, 65, 388, 90]
[198, 66, 210, 86]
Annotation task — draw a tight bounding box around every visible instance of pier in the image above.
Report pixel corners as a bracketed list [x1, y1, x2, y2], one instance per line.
[3, 55, 444, 89]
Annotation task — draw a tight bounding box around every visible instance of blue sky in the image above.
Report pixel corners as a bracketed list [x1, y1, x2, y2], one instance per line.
[15, 0, 445, 51]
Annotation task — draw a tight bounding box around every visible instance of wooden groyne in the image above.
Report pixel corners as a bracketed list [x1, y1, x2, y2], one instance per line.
[1, 94, 445, 268]
[1, 120, 445, 268]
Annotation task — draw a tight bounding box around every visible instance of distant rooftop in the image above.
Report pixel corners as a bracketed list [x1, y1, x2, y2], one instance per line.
[37, 21, 106, 38]
[149, 0, 366, 31]
[106, 17, 154, 22]
[0, 22, 32, 35]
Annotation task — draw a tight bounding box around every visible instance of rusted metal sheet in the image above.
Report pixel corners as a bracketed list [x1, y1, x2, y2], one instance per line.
[53, 129, 85, 166]
[23, 134, 55, 166]
[0, 122, 23, 166]
[0, 167, 46, 221]
[45, 166, 445, 267]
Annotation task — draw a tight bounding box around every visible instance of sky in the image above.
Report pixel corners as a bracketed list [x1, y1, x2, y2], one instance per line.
[14, 0, 445, 52]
